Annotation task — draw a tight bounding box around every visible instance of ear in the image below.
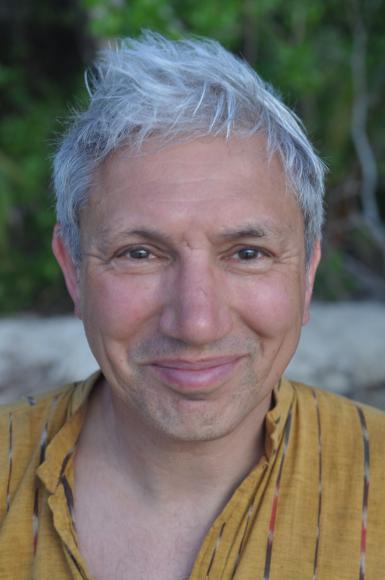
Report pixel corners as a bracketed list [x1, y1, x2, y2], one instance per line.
[52, 224, 82, 319]
[302, 240, 321, 326]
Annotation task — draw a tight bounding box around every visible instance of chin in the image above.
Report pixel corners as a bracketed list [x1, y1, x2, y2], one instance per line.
[141, 400, 255, 444]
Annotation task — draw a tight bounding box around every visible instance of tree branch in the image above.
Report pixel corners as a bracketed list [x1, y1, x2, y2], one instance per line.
[350, 5, 381, 226]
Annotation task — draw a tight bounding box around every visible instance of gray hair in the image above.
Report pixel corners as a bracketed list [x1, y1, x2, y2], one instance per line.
[53, 31, 326, 265]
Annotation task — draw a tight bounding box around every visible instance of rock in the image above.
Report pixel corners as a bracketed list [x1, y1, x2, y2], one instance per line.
[286, 302, 385, 400]
[0, 315, 98, 404]
[1, 302, 385, 409]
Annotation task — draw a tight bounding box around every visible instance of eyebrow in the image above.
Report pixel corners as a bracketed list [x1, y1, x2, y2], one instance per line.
[106, 228, 174, 246]
[99, 224, 276, 247]
[217, 226, 269, 241]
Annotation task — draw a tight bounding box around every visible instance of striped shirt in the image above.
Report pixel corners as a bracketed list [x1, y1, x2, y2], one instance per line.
[1, 372, 385, 579]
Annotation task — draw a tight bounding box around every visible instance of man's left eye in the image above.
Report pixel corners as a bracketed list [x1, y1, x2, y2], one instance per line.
[235, 247, 265, 260]
[128, 248, 152, 260]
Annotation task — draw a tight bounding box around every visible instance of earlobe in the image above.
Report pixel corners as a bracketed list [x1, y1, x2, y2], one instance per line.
[52, 225, 82, 318]
[302, 241, 321, 326]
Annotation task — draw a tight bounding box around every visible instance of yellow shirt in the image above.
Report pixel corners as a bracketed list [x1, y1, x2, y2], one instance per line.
[1, 372, 385, 579]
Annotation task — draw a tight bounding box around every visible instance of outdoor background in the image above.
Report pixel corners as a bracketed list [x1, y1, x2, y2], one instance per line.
[0, 0, 384, 406]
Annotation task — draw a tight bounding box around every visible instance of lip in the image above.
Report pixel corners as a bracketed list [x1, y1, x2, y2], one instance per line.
[149, 355, 245, 391]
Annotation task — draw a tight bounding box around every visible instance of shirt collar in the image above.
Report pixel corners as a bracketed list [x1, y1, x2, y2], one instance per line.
[264, 376, 294, 460]
[37, 371, 101, 494]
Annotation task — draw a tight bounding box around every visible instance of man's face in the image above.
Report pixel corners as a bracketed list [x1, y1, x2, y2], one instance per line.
[54, 135, 320, 441]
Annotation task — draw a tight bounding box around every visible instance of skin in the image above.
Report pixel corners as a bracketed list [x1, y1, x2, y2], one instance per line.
[53, 134, 321, 579]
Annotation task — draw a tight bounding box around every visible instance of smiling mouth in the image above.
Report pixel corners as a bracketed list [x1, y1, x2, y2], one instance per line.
[149, 356, 245, 391]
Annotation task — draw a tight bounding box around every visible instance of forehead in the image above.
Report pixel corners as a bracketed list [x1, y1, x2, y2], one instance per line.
[97, 135, 287, 197]
[85, 135, 302, 243]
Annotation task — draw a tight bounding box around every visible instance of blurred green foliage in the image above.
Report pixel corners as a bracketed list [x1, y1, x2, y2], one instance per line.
[0, 0, 84, 312]
[0, 0, 384, 312]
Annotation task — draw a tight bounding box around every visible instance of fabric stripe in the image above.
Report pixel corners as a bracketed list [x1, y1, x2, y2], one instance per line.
[311, 390, 323, 580]
[357, 407, 370, 580]
[59, 447, 77, 534]
[230, 503, 254, 578]
[65, 544, 89, 579]
[6, 413, 13, 512]
[33, 421, 48, 554]
[263, 407, 293, 580]
[61, 474, 76, 528]
[58, 447, 75, 485]
[205, 522, 226, 579]
[32, 393, 61, 555]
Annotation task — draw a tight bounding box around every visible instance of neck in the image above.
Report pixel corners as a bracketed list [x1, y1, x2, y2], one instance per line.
[80, 377, 271, 511]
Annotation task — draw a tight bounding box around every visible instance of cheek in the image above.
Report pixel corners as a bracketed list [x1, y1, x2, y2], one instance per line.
[234, 275, 304, 338]
[81, 273, 161, 340]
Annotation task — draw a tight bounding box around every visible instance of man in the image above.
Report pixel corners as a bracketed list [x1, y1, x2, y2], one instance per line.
[1, 32, 384, 580]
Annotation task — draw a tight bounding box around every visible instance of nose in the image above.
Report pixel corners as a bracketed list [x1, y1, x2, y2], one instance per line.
[159, 258, 233, 346]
